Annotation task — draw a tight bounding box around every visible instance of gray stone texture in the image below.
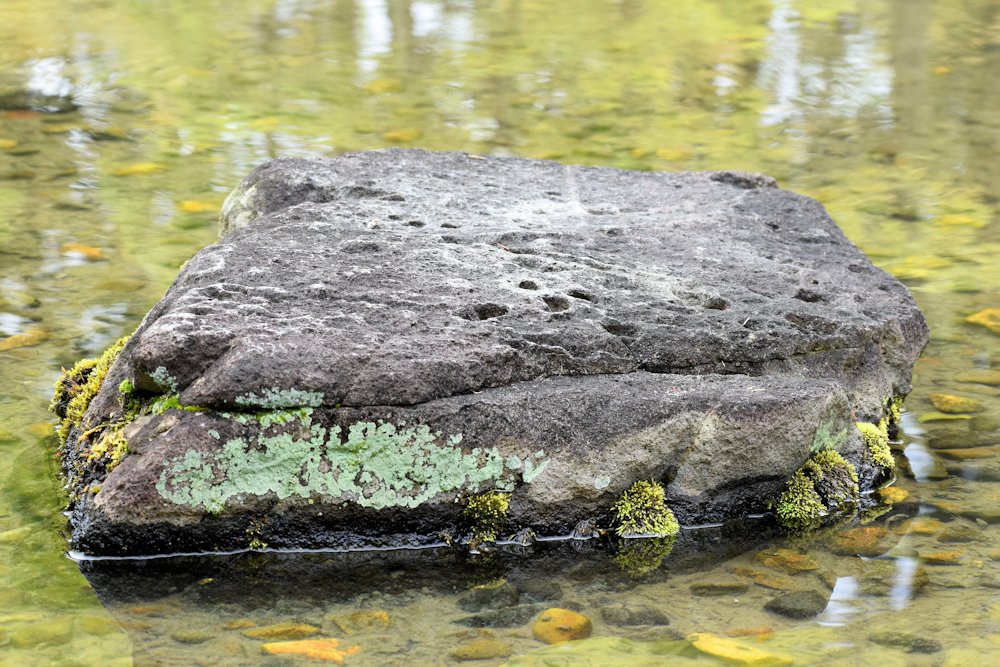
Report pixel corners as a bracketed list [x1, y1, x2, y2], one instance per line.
[68, 149, 928, 555]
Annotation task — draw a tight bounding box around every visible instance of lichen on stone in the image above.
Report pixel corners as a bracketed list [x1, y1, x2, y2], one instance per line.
[155, 418, 539, 514]
[235, 387, 324, 409]
[856, 420, 894, 469]
[149, 366, 178, 393]
[612, 480, 679, 538]
[464, 491, 510, 544]
[810, 419, 847, 453]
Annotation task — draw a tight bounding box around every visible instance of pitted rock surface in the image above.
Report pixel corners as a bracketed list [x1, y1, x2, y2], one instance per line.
[65, 149, 928, 555]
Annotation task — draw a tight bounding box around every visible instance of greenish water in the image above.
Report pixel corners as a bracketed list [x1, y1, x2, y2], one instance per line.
[0, 0, 997, 665]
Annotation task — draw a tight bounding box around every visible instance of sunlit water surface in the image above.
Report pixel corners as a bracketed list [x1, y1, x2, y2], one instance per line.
[0, 1, 998, 665]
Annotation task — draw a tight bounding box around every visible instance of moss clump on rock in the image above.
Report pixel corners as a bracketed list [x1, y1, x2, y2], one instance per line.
[51, 336, 130, 446]
[464, 491, 510, 545]
[87, 425, 129, 468]
[777, 450, 859, 532]
[776, 470, 826, 532]
[856, 420, 894, 469]
[612, 480, 679, 538]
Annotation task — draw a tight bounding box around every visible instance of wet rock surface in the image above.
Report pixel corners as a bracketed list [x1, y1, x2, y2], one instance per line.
[58, 149, 928, 555]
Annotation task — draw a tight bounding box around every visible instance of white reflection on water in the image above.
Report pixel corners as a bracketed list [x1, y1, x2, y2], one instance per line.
[358, 0, 392, 75]
[818, 576, 859, 627]
[889, 556, 919, 611]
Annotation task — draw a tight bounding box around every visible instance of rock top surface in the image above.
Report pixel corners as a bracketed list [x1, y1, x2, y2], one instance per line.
[60, 149, 928, 555]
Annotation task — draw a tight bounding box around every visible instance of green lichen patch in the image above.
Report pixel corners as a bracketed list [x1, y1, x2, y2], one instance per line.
[810, 419, 847, 453]
[149, 366, 178, 393]
[776, 449, 859, 533]
[219, 406, 314, 429]
[155, 420, 539, 515]
[465, 491, 510, 544]
[612, 480, 679, 538]
[235, 387, 324, 409]
[856, 420, 894, 469]
[51, 336, 130, 446]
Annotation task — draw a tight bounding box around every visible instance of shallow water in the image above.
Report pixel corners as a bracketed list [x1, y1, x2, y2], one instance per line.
[0, 0, 997, 665]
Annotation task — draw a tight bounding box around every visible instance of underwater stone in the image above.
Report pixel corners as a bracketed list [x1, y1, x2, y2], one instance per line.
[56, 149, 928, 555]
[763, 590, 829, 619]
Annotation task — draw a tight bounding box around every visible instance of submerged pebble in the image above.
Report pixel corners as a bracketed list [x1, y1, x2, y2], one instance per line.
[450, 638, 513, 661]
[869, 630, 942, 654]
[763, 590, 829, 619]
[531, 608, 592, 644]
[599, 605, 670, 627]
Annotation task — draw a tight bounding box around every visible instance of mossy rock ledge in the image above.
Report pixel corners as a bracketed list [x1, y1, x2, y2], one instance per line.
[54, 149, 928, 556]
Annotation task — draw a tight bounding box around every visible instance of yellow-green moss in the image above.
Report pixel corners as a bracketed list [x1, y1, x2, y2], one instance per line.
[465, 491, 510, 544]
[88, 425, 129, 468]
[776, 469, 825, 532]
[856, 421, 894, 469]
[776, 449, 859, 532]
[886, 396, 904, 427]
[52, 336, 130, 446]
[612, 480, 679, 538]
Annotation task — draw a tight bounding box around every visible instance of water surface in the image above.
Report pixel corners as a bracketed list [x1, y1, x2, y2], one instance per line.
[0, 1, 997, 665]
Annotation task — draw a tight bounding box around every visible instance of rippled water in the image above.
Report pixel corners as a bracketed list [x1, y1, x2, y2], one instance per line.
[0, 1, 997, 665]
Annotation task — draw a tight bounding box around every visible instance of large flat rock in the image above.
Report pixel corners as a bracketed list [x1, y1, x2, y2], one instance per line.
[60, 149, 928, 555]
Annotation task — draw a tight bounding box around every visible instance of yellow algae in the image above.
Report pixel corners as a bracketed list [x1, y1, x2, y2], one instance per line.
[907, 517, 944, 535]
[0, 139, 17, 150]
[688, 633, 792, 665]
[382, 128, 421, 142]
[935, 213, 985, 228]
[243, 622, 320, 640]
[364, 78, 402, 93]
[929, 393, 984, 414]
[343, 610, 390, 631]
[0, 327, 47, 352]
[954, 369, 1000, 386]
[41, 123, 81, 134]
[725, 626, 775, 640]
[261, 638, 359, 663]
[178, 200, 218, 213]
[934, 447, 996, 460]
[829, 526, 889, 557]
[111, 162, 166, 176]
[966, 308, 1000, 334]
[922, 550, 963, 565]
[877, 487, 910, 503]
[224, 619, 255, 630]
[917, 411, 971, 423]
[753, 547, 818, 575]
[60, 242, 105, 261]
[732, 567, 794, 591]
[655, 147, 691, 161]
